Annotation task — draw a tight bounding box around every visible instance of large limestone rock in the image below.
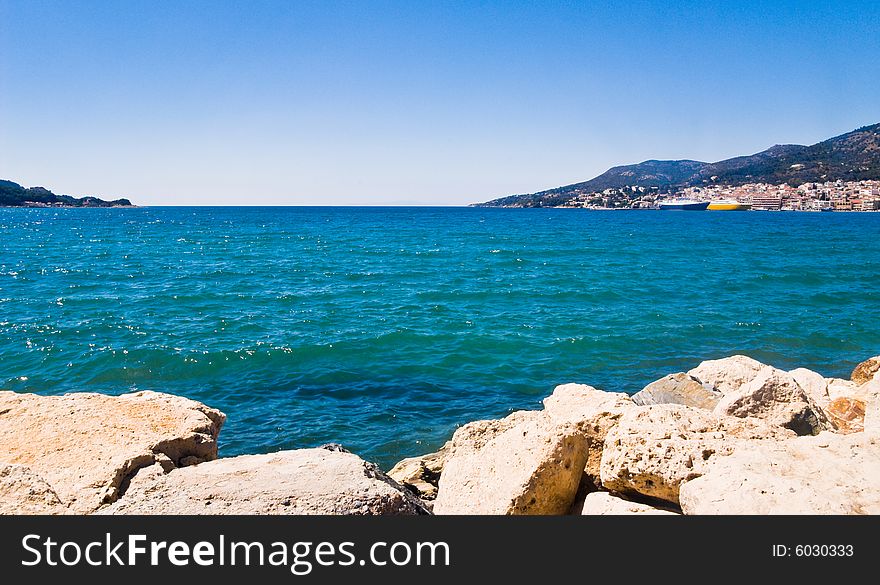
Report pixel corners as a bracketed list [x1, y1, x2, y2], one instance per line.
[0, 464, 67, 515]
[433, 410, 588, 515]
[687, 355, 766, 395]
[631, 373, 721, 410]
[388, 442, 449, 500]
[714, 366, 828, 435]
[0, 390, 225, 513]
[788, 369, 865, 433]
[580, 492, 678, 515]
[679, 432, 880, 514]
[788, 367, 830, 406]
[542, 384, 633, 486]
[827, 378, 861, 401]
[441, 410, 539, 455]
[851, 356, 880, 386]
[824, 398, 865, 434]
[600, 404, 790, 505]
[100, 447, 429, 515]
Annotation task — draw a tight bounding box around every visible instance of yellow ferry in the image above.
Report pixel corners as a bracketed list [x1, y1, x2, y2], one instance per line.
[707, 198, 751, 211]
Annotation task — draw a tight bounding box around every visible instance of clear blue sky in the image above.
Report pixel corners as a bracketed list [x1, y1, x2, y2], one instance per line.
[1, 1, 878, 205]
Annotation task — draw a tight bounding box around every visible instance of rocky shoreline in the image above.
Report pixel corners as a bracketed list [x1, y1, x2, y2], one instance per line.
[1, 354, 878, 515]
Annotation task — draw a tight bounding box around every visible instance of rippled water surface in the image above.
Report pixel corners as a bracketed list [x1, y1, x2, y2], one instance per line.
[2, 207, 879, 467]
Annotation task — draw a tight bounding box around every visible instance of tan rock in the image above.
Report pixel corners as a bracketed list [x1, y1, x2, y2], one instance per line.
[542, 384, 633, 423]
[786, 369, 868, 433]
[786, 369, 866, 433]
[788, 368, 830, 406]
[599, 405, 720, 504]
[687, 355, 766, 395]
[542, 384, 633, 486]
[0, 464, 66, 515]
[0, 390, 225, 513]
[100, 447, 429, 515]
[433, 410, 588, 515]
[851, 356, 880, 386]
[600, 404, 791, 505]
[826, 378, 860, 401]
[632, 373, 721, 410]
[679, 432, 880, 514]
[714, 366, 829, 435]
[580, 492, 678, 515]
[387, 442, 449, 500]
[444, 410, 540, 455]
[824, 397, 865, 434]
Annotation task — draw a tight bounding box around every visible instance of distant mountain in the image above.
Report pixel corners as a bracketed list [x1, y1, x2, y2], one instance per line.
[475, 123, 880, 207]
[0, 179, 133, 207]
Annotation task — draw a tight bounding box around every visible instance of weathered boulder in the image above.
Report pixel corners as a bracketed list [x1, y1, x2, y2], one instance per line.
[600, 404, 791, 505]
[714, 366, 829, 435]
[851, 356, 880, 386]
[632, 373, 721, 410]
[100, 447, 429, 515]
[687, 355, 766, 395]
[442, 410, 539, 455]
[433, 410, 588, 515]
[542, 384, 633, 486]
[0, 390, 225, 513]
[542, 384, 633, 427]
[788, 367, 830, 406]
[679, 432, 880, 514]
[826, 377, 861, 401]
[824, 398, 866, 434]
[599, 405, 719, 504]
[580, 492, 678, 515]
[787, 369, 865, 433]
[0, 464, 66, 515]
[388, 442, 449, 500]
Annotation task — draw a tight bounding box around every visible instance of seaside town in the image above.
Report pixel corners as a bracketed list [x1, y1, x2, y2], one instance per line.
[559, 179, 880, 211]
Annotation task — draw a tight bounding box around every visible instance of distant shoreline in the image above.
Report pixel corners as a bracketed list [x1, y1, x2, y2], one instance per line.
[1, 178, 134, 208]
[476, 123, 880, 209]
[1, 204, 137, 209]
[3, 204, 880, 212]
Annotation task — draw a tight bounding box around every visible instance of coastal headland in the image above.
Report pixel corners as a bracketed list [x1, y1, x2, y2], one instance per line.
[2, 354, 878, 515]
[475, 122, 880, 210]
[0, 180, 134, 208]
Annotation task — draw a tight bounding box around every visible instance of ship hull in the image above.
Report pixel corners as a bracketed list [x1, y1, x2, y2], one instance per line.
[707, 202, 751, 211]
[658, 202, 709, 211]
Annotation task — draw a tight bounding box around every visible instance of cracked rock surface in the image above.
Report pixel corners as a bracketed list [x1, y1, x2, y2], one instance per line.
[0, 390, 224, 513]
[98, 448, 430, 515]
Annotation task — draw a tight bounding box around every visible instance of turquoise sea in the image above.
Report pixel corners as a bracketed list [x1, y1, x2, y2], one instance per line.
[1, 207, 879, 468]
